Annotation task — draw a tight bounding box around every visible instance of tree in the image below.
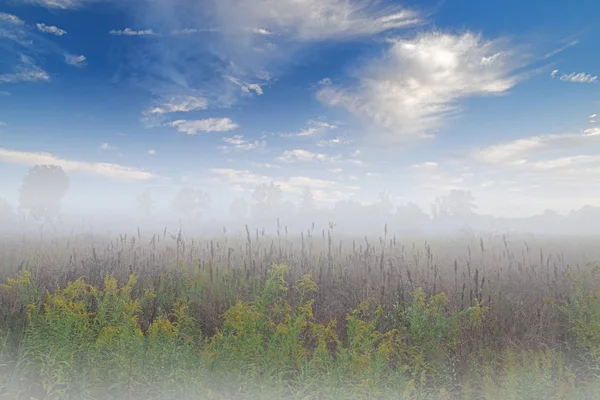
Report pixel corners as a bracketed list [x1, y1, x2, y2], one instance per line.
[19, 165, 69, 222]
[137, 190, 154, 217]
[432, 190, 477, 219]
[172, 187, 210, 221]
[299, 186, 315, 213]
[251, 182, 282, 220]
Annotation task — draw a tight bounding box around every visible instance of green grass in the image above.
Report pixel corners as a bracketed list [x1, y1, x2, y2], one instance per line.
[1, 260, 599, 399]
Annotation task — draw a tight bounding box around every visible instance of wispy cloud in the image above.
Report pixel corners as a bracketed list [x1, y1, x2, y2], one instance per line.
[253, 27, 273, 36]
[226, 76, 264, 96]
[214, 0, 420, 41]
[0, 147, 153, 180]
[65, 54, 87, 67]
[279, 120, 337, 137]
[0, 12, 24, 25]
[18, 0, 97, 9]
[317, 137, 349, 147]
[109, 28, 156, 36]
[99, 142, 118, 151]
[171, 28, 219, 35]
[318, 31, 522, 141]
[0, 55, 49, 84]
[410, 161, 438, 169]
[0, 121, 6, 127]
[169, 118, 238, 134]
[148, 149, 157, 156]
[144, 96, 208, 116]
[558, 71, 597, 83]
[472, 130, 600, 165]
[543, 39, 578, 59]
[210, 167, 359, 203]
[219, 134, 266, 152]
[277, 149, 340, 163]
[36, 23, 67, 35]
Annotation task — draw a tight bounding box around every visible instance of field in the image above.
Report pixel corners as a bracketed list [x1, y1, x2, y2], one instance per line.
[1, 226, 599, 399]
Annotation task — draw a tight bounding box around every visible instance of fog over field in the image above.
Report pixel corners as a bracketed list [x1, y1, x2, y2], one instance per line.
[2, 0, 600, 398]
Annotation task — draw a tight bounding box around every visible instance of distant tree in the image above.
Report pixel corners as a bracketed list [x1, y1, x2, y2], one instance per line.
[299, 186, 315, 213]
[251, 182, 282, 220]
[229, 197, 248, 222]
[19, 165, 69, 222]
[395, 202, 430, 231]
[137, 189, 154, 217]
[172, 187, 210, 221]
[432, 190, 477, 219]
[375, 191, 394, 216]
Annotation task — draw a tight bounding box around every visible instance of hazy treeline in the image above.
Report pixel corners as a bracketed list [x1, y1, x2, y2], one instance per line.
[1, 164, 599, 236]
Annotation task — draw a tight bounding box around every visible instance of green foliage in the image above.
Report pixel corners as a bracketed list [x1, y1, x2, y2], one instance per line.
[0, 263, 599, 399]
[548, 264, 600, 364]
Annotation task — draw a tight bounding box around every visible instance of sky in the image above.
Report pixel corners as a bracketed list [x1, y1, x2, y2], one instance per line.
[1, 0, 599, 219]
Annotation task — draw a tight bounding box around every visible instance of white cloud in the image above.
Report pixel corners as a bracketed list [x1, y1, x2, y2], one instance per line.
[99, 142, 118, 151]
[210, 168, 268, 186]
[459, 129, 600, 208]
[472, 131, 600, 165]
[65, 54, 87, 68]
[214, 0, 420, 41]
[317, 137, 348, 146]
[148, 149, 157, 156]
[210, 168, 359, 203]
[19, 0, 96, 9]
[0, 55, 49, 84]
[551, 69, 559, 78]
[0, 121, 5, 127]
[0, 12, 24, 25]
[253, 27, 272, 36]
[226, 76, 264, 96]
[169, 118, 238, 134]
[279, 120, 337, 137]
[0, 147, 153, 180]
[278, 149, 339, 163]
[318, 31, 521, 141]
[219, 134, 266, 152]
[144, 96, 208, 115]
[36, 23, 67, 35]
[559, 71, 597, 84]
[411, 161, 438, 169]
[109, 28, 156, 36]
[543, 39, 578, 59]
[318, 77, 332, 85]
[172, 28, 219, 35]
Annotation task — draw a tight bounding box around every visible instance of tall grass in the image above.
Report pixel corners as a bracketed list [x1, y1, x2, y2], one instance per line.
[1, 227, 599, 399]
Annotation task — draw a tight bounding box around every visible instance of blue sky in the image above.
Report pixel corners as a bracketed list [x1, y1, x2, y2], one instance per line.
[1, 0, 599, 218]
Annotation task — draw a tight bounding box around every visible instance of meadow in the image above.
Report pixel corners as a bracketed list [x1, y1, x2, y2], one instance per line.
[1, 226, 599, 399]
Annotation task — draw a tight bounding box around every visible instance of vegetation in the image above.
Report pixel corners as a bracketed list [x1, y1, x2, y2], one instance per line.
[1, 228, 599, 399]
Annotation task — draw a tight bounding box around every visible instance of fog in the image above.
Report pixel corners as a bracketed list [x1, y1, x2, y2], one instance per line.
[1, 165, 599, 238]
